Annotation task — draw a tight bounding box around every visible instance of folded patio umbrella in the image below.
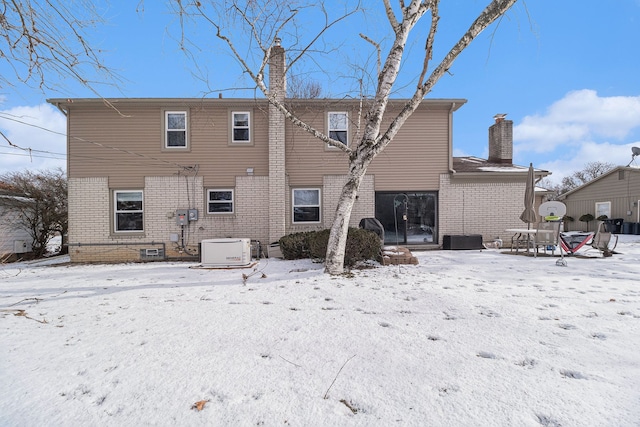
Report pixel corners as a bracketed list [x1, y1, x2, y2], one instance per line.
[519, 163, 538, 227]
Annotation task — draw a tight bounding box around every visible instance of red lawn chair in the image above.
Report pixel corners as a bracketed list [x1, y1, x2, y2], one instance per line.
[559, 231, 594, 255]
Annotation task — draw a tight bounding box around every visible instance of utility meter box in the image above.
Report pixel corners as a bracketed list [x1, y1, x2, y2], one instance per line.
[176, 209, 188, 226]
[188, 209, 198, 221]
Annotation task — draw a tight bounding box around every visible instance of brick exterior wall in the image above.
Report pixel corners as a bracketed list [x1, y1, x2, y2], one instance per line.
[321, 175, 375, 228]
[68, 175, 269, 262]
[268, 43, 287, 244]
[439, 173, 525, 246]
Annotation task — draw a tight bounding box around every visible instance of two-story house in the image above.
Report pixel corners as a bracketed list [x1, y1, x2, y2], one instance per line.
[49, 44, 549, 263]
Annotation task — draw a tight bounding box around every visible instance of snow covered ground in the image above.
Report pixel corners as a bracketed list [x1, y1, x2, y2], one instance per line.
[1, 236, 639, 426]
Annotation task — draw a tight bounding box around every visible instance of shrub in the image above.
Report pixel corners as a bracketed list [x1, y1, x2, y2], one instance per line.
[579, 213, 595, 231]
[579, 213, 594, 223]
[279, 231, 314, 260]
[279, 228, 382, 267]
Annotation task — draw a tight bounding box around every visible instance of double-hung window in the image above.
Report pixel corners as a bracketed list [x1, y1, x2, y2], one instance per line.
[208, 189, 234, 214]
[114, 190, 144, 232]
[292, 189, 321, 223]
[165, 111, 187, 148]
[232, 112, 250, 143]
[328, 112, 348, 146]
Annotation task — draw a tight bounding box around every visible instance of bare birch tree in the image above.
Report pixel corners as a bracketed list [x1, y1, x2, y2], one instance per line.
[172, 0, 519, 274]
[0, 0, 117, 93]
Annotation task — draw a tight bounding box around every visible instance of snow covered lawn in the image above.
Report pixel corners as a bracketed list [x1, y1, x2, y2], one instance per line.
[1, 237, 639, 426]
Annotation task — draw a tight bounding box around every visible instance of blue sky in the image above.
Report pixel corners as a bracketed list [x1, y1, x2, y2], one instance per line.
[1, 0, 640, 184]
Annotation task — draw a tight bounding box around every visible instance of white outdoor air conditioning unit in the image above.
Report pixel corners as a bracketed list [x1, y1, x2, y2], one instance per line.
[201, 238, 252, 267]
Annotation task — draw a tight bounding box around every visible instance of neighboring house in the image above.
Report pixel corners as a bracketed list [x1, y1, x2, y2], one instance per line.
[559, 166, 640, 232]
[0, 182, 34, 261]
[48, 45, 549, 263]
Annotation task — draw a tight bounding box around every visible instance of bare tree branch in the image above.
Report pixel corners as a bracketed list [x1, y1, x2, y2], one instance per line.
[0, 0, 120, 94]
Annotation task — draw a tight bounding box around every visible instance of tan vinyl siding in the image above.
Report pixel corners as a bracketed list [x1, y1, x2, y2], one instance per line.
[562, 169, 640, 229]
[283, 103, 451, 189]
[66, 100, 270, 188]
[369, 108, 449, 191]
[284, 105, 353, 186]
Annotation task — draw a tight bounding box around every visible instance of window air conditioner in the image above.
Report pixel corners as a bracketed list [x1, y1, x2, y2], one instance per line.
[201, 238, 251, 267]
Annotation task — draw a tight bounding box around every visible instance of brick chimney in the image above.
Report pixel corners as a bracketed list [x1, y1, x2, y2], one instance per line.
[268, 38, 287, 244]
[488, 114, 513, 164]
[268, 37, 286, 100]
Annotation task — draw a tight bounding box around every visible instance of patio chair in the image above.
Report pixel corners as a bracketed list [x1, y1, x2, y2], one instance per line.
[591, 221, 618, 257]
[559, 231, 594, 255]
[533, 221, 561, 257]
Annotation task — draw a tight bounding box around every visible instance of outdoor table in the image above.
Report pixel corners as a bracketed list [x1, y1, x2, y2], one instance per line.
[505, 228, 556, 253]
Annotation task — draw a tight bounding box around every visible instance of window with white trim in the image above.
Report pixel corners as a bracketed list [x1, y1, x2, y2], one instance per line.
[595, 201, 611, 219]
[207, 189, 234, 214]
[292, 189, 321, 223]
[165, 111, 187, 148]
[232, 112, 250, 143]
[328, 112, 348, 146]
[114, 190, 143, 232]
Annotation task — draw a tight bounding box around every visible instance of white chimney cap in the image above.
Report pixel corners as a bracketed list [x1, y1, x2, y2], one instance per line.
[493, 113, 507, 123]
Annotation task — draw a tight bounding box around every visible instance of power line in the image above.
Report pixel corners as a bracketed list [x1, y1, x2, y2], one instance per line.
[0, 150, 65, 160]
[0, 147, 185, 171]
[1, 114, 192, 171]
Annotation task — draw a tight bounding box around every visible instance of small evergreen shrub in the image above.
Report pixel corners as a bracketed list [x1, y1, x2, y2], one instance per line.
[279, 231, 314, 260]
[579, 213, 594, 222]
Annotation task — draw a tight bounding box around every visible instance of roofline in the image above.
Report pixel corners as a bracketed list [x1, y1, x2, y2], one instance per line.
[451, 156, 551, 179]
[46, 97, 467, 111]
[559, 166, 640, 199]
[449, 170, 551, 180]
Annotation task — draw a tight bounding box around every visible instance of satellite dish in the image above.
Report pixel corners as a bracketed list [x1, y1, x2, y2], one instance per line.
[632, 146, 640, 156]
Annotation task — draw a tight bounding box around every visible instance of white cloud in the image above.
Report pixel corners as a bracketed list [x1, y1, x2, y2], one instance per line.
[514, 90, 640, 154]
[538, 141, 640, 185]
[0, 103, 66, 174]
[511, 90, 640, 185]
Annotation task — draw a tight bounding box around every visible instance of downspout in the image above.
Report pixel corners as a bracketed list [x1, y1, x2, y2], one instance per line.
[52, 102, 71, 173]
[448, 102, 456, 173]
[52, 102, 68, 117]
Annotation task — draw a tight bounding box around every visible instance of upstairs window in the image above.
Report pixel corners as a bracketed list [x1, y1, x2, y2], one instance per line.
[292, 189, 321, 223]
[207, 189, 234, 214]
[328, 112, 348, 146]
[114, 190, 144, 232]
[165, 111, 187, 148]
[232, 112, 251, 143]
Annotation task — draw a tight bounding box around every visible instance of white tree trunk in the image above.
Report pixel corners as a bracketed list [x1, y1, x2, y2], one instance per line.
[323, 0, 517, 274]
[324, 155, 371, 274]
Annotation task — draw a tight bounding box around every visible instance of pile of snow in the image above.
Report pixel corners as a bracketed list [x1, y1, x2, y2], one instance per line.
[1, 236, 639, 426]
